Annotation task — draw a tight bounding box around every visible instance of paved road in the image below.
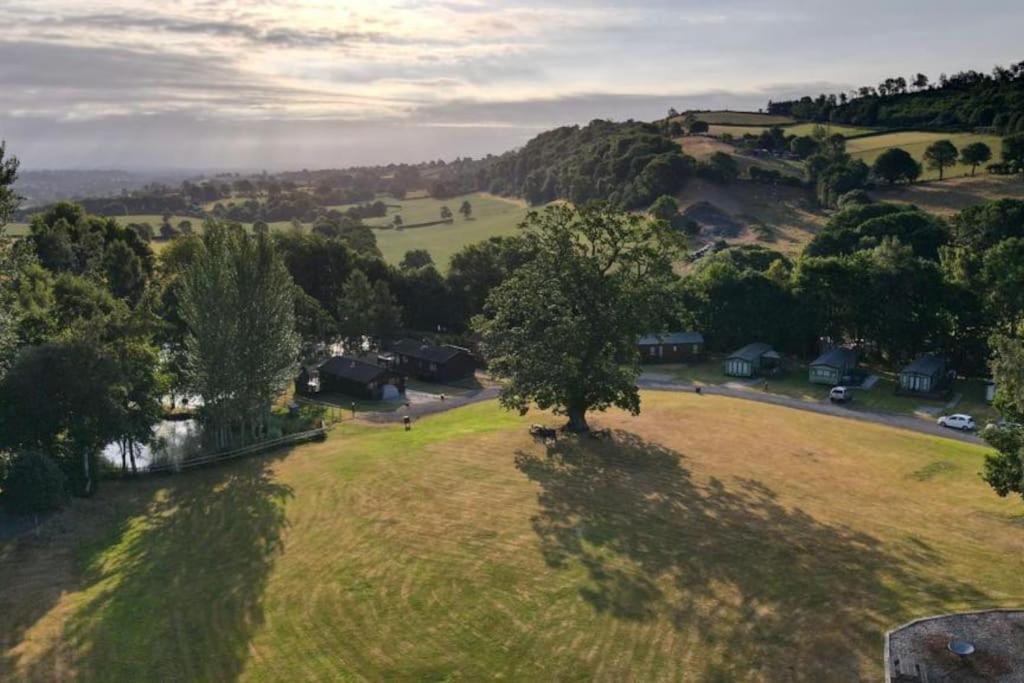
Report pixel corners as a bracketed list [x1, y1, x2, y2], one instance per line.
[360, 387, 502, 423]
[637, 377, 984, 445]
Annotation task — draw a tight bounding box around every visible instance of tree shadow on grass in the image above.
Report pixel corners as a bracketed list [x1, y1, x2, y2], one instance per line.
[515, 431, 990, 680]
[3, 451, 293, 682]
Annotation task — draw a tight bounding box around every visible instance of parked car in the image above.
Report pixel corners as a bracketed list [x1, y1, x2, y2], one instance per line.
[938, 414, 976, 431]
[829, 386, 853, 404]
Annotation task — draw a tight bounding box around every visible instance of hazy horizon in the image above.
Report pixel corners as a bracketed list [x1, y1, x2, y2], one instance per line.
[3, 0, 1022, 171]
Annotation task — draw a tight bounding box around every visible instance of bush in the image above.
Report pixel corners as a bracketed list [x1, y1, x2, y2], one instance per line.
[837, 189, 872, 208]
[1, 451, 68, 515]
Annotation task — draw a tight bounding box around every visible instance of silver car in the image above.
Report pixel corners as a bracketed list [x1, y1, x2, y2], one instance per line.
[938, 414, 975, 431]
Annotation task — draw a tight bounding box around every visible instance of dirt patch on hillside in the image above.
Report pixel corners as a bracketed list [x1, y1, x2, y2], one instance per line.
[676, 178, 825, 255]
[871, 175, 1024, 216]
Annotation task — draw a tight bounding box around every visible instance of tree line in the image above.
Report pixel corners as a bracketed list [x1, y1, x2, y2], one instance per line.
[768, 60, 1024, 133]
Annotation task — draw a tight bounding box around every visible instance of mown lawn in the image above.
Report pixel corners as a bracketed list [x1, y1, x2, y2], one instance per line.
[2, 394, 1022, 681]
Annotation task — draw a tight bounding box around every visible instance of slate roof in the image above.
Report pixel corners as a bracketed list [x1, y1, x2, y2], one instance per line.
[392, 339, 468, 364]
[728, 342, 774, 362]
[318, 356, 391, 384]
[902, 354, 946, 376]
[810, 347, 858, 368]
[638, 331, 705, 346]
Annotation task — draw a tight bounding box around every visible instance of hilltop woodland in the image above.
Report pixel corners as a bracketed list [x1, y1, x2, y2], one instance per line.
[769, 61, 1024, 132]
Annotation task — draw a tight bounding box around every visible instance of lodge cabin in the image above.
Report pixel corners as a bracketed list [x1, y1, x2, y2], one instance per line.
[724, 342, 780, 378]
[638, 331, 705, 363]
[898, 355, 952, 396]
[808, 347, 858, 386]
[295, 356, 405, 401]
[391, 339, 476, 383]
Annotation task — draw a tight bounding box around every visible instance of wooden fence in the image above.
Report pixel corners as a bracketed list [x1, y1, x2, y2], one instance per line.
[144, 427, 328, 474]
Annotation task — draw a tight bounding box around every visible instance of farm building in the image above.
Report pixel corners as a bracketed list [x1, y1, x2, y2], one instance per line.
[897, 355, 950, 395]
[724, 342, 780, 377]
[638, 331, 705, 363]
[295, 356, 405, 401]
[808, 347, 858, 385]
[392, 339, 476, 383]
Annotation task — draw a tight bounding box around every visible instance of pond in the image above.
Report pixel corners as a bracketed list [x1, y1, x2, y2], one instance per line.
[101, 419, 203, 471]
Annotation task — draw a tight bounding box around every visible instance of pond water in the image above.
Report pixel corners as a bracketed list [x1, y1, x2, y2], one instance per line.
[101, 419, 202, 471]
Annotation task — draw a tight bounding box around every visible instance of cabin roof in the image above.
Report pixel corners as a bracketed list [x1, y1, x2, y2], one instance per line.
[318, 356, 392, 384]
[810, 347, 858, 368]
[392, 338, 468, 364]
[902, 354, 946, 376]
[728, 342, 774, 362]
[638, 331, 705, 346]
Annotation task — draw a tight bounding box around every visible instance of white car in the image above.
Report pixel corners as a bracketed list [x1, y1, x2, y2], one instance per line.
[938, 414, 976, 431]
[829, 386, 853, 404]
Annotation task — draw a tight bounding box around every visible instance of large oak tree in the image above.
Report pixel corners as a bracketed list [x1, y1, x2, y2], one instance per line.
[474, 203, 683, 432]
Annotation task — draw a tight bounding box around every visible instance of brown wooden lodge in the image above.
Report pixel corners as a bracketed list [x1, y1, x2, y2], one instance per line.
[391, 339, 476, 383]
[638, 332, 705, 364]
[296, 356, 405, 401]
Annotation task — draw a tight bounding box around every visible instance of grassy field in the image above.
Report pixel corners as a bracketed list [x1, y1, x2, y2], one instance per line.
[660, 356, 997, 422]
[705, 122, 875, 139]
[678, 110, 794, 126]
[783, 122, 877, 138]
[870, 174, 1024, 215]
[3, 393, 1022, 681]
[847, 131, 1005, 181]
[7, 193, 530, 268]
[367, 192, 530, 268]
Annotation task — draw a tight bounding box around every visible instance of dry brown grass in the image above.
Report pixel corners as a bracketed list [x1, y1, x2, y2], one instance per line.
[2, 393, 1022, 681]
[870, 175, 1024, 216]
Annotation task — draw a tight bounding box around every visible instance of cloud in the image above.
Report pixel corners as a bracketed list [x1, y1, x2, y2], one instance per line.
[1, 0, 1022, 169]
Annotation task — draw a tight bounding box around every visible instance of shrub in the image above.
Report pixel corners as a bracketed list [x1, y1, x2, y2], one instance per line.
[1, 451, 68, 515]
[837, 189, 872, 208]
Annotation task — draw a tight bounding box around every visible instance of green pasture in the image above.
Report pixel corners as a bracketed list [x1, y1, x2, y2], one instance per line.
[367, 192, 531, 268]
[847, 131, 1006, 181]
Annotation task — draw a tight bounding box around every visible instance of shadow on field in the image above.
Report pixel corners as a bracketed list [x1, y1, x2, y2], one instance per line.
[515, 431, 989, 681]
[3, 451, 293, 682]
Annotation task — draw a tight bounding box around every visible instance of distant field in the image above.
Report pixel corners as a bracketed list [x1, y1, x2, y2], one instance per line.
[847, 131, 1005, 181]
[367, 192, 530, 268]
[673, 175, 824, 256]
[679, 110, 794, 126]
[870, 174, 1024, 216]
[3, 394, 1021, 681]
[676, 136, 805, 177]
[4, 214, 199, 238]
[706, 122, 877, 139]
[784, 122, 877, 138]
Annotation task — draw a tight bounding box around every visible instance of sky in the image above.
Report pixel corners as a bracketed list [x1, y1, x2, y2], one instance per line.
[1, 0, 1022, 171]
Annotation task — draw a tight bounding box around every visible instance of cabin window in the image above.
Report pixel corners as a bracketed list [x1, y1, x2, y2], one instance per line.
[692, 344, 700, 353]
[430, 362, 438, 371]
[672, 345, 678, 352]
